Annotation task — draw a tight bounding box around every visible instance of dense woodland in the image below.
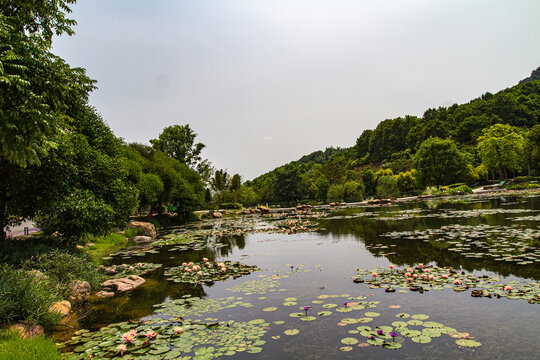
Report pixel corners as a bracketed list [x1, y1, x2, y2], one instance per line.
[1, 0, 539, 243]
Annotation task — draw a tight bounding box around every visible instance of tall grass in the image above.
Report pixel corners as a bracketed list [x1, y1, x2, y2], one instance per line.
[0, 266, 61, 331]
[0, 330, 60, 360]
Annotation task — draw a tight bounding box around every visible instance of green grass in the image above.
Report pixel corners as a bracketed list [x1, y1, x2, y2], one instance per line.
[0, 330, 60, 360]
[83, 233, 132, 261]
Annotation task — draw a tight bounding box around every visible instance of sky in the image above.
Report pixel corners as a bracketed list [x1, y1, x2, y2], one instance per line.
[52, 0, 540, 180]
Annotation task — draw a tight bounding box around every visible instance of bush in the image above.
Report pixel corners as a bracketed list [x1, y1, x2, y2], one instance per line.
[0, 330, 60, 360]
[423, 186, 445, 196]
[219, 203, 243, 209]
[326, 184, 345, 202]
[395, 171, 416, 194]
[447, 185, 473, 195]
[343, 181, 363, 202]
[0, 266, 61, 330]
[376, 175, 397, 197]
[22, 250, 102, 295]
[507, 183, 540, 190]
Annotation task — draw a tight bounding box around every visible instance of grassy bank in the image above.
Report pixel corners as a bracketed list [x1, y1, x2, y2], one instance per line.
[0, 331, 60, 360]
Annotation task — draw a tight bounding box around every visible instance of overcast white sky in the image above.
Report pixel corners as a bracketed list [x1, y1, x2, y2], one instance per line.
[53, 0, 540, 180]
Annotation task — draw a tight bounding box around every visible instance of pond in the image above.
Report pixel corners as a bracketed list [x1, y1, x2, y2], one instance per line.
[59, 194, 540, 359]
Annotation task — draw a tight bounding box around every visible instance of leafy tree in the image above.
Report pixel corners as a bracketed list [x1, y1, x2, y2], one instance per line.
[322, 154, 347, 184]
[229, 174, 241, 202]
[326, 184, 344, 202]
[138, 173, 164, 211]
[369, 116, 417, 161]
[343, 181, 363, 202]
[361, 168, 376, 196]
[376, 175, 397, 197]
[355, 129, 373, 159]
[308, 183, 318, 201]
[395, 170, 416, 194]
[412, 137, 465, 187]
[524, 124, 540, 175]
[273, 165, 304, 203]
[477, 124, 525, 180]
[315, 176, 330, 202]
[150, 124, 205, 167]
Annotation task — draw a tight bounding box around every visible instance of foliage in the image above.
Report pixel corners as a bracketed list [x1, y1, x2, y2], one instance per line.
[395, 170, 417, 194]
[343, 181, 363, 202]
[447, 185, 473, 195]
[220, 203, 242, 209]
[315, 176, 330, 202]
[137, 173, 164, 210]
[22, 249, 102, 293]
[412, 137, 466, 187]
[0, 330, 61, 360]
[83, 233, 131, 262]
[355, 129, 373, 159]
[273, 165, 304, 202]
[361, 168, 376, 196]
[524, 124, 540, 175]
[326, 184, 345, 202]
[149, 124, 205, 167]
[376, 175, 397, 197]
[477, 124, 525, 180]
[0, 265, 61, 330]
[369, 116, 417, 161]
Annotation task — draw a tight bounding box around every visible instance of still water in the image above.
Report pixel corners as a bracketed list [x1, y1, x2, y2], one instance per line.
[65, 195, 540, 359]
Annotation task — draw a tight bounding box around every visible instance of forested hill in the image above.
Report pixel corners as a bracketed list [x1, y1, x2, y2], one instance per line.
[519, 66, 540, 84]
[246, 71, 540, 203]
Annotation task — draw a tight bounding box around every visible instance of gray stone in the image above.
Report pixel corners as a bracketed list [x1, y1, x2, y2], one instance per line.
[133, 235, 154, 244]
[101, 275, 145, 293]
[127, 221, 157, 239]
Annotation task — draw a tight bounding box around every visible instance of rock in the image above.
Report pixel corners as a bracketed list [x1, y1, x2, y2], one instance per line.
[68, 280, 91, 303]
[353, 278, 365, 283]
[127, 221, 157, 239]
[49, 300, 71, 316]
[133, 235, 154, 244]
[213, 211, 223, 218]
[9, 322, 44, 338]
[257, 206, 269, 214]
[28, 270, 48, 282]
[101, 275, 145, 293]
[96, 290, 115, 298]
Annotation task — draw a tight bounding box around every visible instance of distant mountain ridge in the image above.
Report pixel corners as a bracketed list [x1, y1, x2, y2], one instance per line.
[519, 66, 540, 84]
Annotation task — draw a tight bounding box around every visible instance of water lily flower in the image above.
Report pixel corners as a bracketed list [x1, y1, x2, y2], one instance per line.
[128, 266, 134, 271]
[428, 275, 434, 280]
[371, 272, 378, 277]
[145, 330, 158, 339]
[173, 326, 183, 334]
[505, 285, 513, 291]
[407, 277, 413, 282]
[185, 269, 192, 273]
[442, 274, 448, 279]
[137, 263, 142, 267]
[454, 279, 462, 285]
[377, 329, 383, 335]
[122, 264, 127, 268]
[205, 262, 211, 267]
[421, 274, 427, 279]
[203, 258, 208, 261]
[117, 344, 127, 355]
[389, 264, 395, 269]
[413, 274, 418, 278]
[343, 302, 348, 308]
[405, 272, 411, 277]
[218, 262, 225, 267]
[197, 271, 203, 276]
[193, 265, 201, 271]
[182, 262, 187, 266]
[390, 332, 397, 338]
[188, 262, 194, 266]
[220, 267, 227, 272]
[407, 268, 413, 273]
[423, 268, 430, 273]
[368, 336, 375, 340]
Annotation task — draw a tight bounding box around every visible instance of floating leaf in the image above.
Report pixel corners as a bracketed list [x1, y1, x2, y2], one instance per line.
[284, 329, 299, 336]
[341, 337, 359, 345]
[456, 339, 482, 347]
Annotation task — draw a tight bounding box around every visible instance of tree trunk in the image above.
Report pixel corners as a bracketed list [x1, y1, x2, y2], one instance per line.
[498, 163, 504, 181]
[503, 167, 508, 180]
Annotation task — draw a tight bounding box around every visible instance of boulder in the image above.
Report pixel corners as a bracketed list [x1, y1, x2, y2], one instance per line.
[49, 300, 71, 317]
[28, 270, 48, 282]
[68, 280, 91, 303]
[101, 275, 145, 293]
[96, 290, 115, 298]
[133, 235, 154, 244]
[212, 211, 223, 218]
[127, 221, 157, 239]
[9, 322, 44, 338]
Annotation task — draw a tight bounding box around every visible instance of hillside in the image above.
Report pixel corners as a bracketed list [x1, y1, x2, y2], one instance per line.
[246, 70, 540, 203]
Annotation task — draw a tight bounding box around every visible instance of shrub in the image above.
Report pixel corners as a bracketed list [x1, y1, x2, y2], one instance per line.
[0, 266, 61, 330]
[22, 250, 102, 295]
[376, 175, 397, 197]
[395, 171, 416, 194]
[343, 181, 363, 202]
[0, 330, 60, 360]
[423, 186, 445, 196]
[326, 184, 345, 202]
[448, 185, 473, 195]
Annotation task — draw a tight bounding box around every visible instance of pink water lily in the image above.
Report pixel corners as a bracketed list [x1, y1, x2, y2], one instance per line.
[505, 285, 513, 291]
[371, 272, 378, 277]
[454, 279, 462, 285]
[389, 264, 395, 269]
[173, 326, 183, 334]
[117, 344, 127, 355]
[405, 272, 411, 277]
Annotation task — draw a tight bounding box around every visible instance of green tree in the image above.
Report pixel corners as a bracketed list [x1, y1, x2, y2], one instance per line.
[477, 124, 525, 180]
[355, 129, 373, 159]
[412, 137, 465, 187]
[361, 168, 376, 196]
[524, 124, 540, 175]
[376, 175, 397, 197]
[229, 174, 241, 203]
[150, 124, 205, 167]
[315, 176, 330, 202]
[326, 184, 344, 202]
[308, 183, 318, 201]
[343, 181, 363, 202]
[138, 173, 164, 211]
[273, 165, 304, 203]
[395, 170, 416, 194]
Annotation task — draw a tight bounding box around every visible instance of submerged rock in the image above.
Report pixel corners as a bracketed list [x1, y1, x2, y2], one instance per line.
[101, 275, 145, 293]
[133, 235, 154, 244]
[95, 290, 115, 298]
